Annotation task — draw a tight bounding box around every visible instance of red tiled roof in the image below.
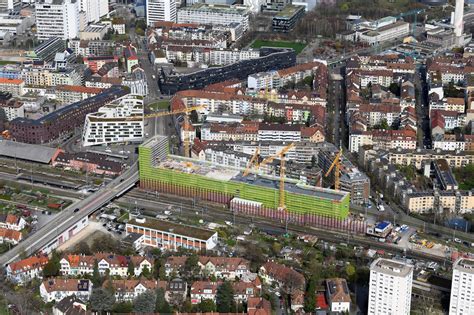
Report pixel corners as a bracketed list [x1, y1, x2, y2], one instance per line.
[8, 255, 48, 274]
[0, 228, 21, 241]
[0, 78, 23, 85]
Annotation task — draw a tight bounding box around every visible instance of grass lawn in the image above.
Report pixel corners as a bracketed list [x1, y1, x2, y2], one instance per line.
[148, 100, 170, 111]
[251, 40, 307, 54]
[0, 60, 17, 66]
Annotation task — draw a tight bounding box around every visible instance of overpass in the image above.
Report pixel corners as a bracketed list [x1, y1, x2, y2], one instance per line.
[0, 163, 139, 266]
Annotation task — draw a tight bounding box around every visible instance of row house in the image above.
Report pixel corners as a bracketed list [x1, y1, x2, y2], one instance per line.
[40, 278, 92, 303]
[0, 214, 26, 231]
[400, 81, 415, 111]
[55, 85, 104, 105]
[83, 56, 118, 73]
[104, 279, 166, 302]
[429, 97, 465, 114]
[431, 109, 465, 137]
[266, 102, 326, 126]
[6, 255, 49, 285]
[388, 148, 474, 170]
[433, 134, 466, 151]
[404, 190, 474, 214]
[357, 69, 393, 88]
[257, 123, 303, 142]
[201, 122, 259, 142]
[164, 256, 251, 280]
[349, 129, 417, 153]
[258, 262, 305, 289]
[59, 253, 153, 277]
[0, 227, 22, 244]
[190, 278, 261, 304]
[359, 104, 401, 128]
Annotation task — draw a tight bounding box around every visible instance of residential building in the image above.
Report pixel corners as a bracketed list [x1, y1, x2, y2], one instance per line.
[39, 279, 92, 303]
[104, 279, 166, 302]
[164, 256, 251, 279]
[433, 159, 458, 191]
[0, 214, 26, 231]
[80, 0, 108, 23]
[450, 258, 474, 315]
[0, 78, 23, 96]
[124, 46, 139, 73]
[326, 278, 351, 313]
[0, 227, 22, 244]
[147, 0, 177, 24]
[59, 253, 153, 277]
[82, 94, 144, 147]
[35, 0, 80, 41]
[125, 216, 218, 251]
[387, 148, 474, 170]
[190, 279, 261, 304]
[177, 4, 250, 32]
[0, 99, 24, 121]
[404, 190, 474, 214]
[6, 255, 49, 285]
[10, 87, 127, 144]
[259, 262, 305, 289]
[55, 85, 104, 105]
[368, 258, 414, 315]
[52, 295, 87, 315]
[0, 0, 20, 13]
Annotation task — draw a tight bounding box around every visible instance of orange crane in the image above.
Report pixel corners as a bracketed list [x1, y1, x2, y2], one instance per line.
[144, 105, 204, 157]
[324, 149, 342, 190]
[243, 143, 295, 210]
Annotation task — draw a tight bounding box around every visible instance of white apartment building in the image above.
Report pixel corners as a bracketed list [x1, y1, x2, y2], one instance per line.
[0, 77, 24, 97]
[0, 0, 20, 13]
[35, 0, 80, 41]
[146, 0, 177, 25]
[257, 124, 302, 142]
[368, 258, 413, 315]
[82, 94, 144, 147]
[177, 4, 250, 32]
[450, 258, 474, 315]
[0, 100, 24, 121]
[80, 0, 108, 23]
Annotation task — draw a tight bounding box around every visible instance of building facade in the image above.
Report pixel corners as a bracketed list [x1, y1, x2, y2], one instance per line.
[35, 0, 80, 41]
[368, 258, 413, 315]
[146, 0, 177, 24]
[450, 258, 474, 315]
[82, 94, 144, 147]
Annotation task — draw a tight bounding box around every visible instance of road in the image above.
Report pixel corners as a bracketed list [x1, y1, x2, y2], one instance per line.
[0, 165, 139, 266]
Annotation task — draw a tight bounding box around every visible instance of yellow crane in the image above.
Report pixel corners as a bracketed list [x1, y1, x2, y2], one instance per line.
[243, 143, 295, 211]
[144, 105, 205, 157]
[243, 148, 260, 177]
[324, 149, 342, 190]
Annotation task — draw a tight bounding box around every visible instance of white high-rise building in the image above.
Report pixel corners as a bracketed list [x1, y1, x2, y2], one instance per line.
[146, 0, 176, 25]
[80, 0, 109, 23]
[82, 94, 144, 146]
[368, 258, 414, 315]
[0, 0, 20, 12]
[35, 0, 80, 41]
[449, 258, 474, 315]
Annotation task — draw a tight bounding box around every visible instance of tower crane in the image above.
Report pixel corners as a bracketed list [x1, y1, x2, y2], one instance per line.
[324, 149, 342, 191]
[144, 105, 204, 157]
[243, 143, 295, 211]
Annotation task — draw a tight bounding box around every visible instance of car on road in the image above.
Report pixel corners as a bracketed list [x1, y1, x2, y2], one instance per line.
[454, 238, 462, 243]
[74, 208, 79, 213]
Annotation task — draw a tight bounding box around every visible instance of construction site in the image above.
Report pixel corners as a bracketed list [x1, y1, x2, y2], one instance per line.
[137, 136, 365, 232]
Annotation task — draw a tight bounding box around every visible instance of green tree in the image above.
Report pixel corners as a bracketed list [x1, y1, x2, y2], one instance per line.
[92, 259, 102, 287]
[43, 250, 61, 277]
[379, 119, 389, 130]
[199, 299, 216, 312]
[133, 290, 157, 313]
[181, 254, 200, 280]
[345, 264, 357, 283]
[389, 82, 400, 97]
[216, 281, 235, 312]
[90, 288, 116, 312]
[142, 265, 152, 279]
[155, 288, 172, 313]
[304, 275, 317, 312]
[112, 302, 133, 313]
[127, 260, 135, 278]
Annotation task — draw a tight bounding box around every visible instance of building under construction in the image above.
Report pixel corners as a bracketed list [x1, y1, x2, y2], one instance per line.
[138, 136, 362, 232]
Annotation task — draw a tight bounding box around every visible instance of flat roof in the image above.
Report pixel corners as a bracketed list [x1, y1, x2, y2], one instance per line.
[455, 258, 474, 274]
[179, 3, 249, 15]
[0, 140, 59, 163]
[371, 258, 413, 278]
[127, 217, 216, 240]
[158, 156, 348, 202]
[275, 4, 305, 18]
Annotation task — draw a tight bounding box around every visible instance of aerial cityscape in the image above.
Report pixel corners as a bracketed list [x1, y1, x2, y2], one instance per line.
[1, 0, 474, 314]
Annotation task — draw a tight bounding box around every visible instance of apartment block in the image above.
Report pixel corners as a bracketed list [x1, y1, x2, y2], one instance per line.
[450, 258, 474, 315]
[368, 258, 413, 315]
[0, 78, 23, 96]
[35, 0, 80, 41]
